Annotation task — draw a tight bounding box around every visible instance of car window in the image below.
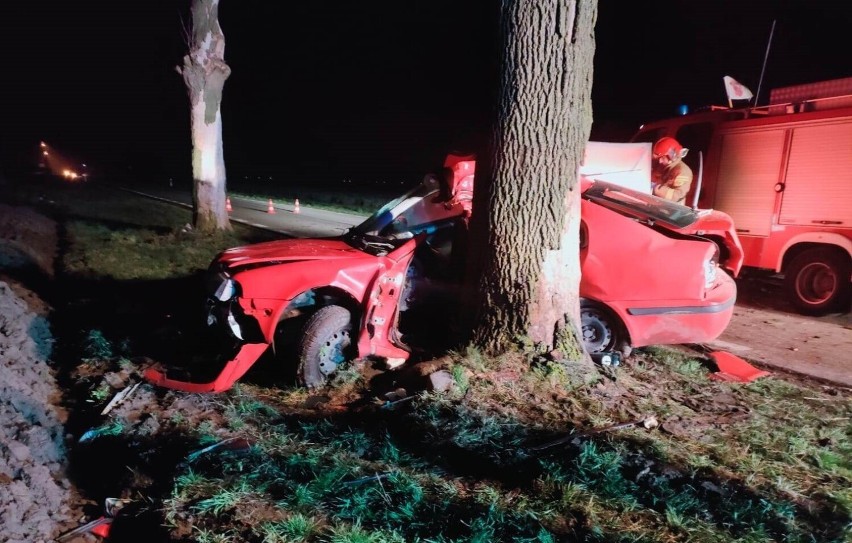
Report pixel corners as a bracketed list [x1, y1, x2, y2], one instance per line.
[584, 181, 699, 228]
[380, 195, 459, 237]
[352, 178, 441, 236]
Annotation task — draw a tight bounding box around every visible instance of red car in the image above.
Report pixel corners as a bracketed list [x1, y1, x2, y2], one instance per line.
[146, 155, 743, 392]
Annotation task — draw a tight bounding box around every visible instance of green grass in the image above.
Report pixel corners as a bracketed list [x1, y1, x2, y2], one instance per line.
[3, 177, 276, 281]
[154, 367, 851, 542]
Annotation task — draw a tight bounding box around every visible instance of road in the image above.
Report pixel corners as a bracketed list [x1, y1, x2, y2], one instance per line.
[706, 275, 851, 387]
[134, 188, 851, 387]
[125, 187, 366, 238]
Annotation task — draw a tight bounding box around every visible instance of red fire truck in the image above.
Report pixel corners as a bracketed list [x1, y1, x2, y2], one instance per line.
[631, 77, 852, 314]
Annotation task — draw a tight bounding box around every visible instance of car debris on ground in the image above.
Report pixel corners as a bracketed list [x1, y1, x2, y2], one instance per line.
[100, 381, 141, 415]
[708, 351, 771, 382]
[56, 498, 130, 542]
[529, 415, 660, 452]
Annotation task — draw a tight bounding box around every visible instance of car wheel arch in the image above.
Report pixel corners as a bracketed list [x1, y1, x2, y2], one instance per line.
[267, 286, 361, 342]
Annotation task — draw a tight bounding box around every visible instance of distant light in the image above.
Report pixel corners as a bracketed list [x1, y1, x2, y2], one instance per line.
[40, 142, 46, 148]
[678, 104, 689, 116]
[43, 151, 49, 156]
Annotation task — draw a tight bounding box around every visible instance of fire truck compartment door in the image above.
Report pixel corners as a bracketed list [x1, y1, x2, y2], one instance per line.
[780, 121, 852, 227]
[715, 129, 786, 237]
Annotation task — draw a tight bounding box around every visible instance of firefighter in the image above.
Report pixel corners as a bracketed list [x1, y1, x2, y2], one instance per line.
[651, 137, 693, 204]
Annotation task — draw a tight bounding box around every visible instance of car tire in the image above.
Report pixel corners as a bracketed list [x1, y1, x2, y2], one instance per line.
[297, 305, 355, 388]
[580, 301, 631, 357]
[784, 248, 851, 315]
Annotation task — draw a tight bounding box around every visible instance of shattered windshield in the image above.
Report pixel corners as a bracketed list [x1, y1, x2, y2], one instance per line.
[584, 180, 698, 229]
[350, 176, 441, 237]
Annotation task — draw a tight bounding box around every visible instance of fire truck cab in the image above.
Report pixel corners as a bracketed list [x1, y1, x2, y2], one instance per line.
[631, 77, 852, 315]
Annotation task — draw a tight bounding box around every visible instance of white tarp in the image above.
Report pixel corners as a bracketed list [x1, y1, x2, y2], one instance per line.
[580, 141, 653, 194]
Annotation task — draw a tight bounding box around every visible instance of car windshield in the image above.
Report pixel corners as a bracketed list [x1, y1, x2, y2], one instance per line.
[583, 180, 698, 228]
[350, 176, 441, 237]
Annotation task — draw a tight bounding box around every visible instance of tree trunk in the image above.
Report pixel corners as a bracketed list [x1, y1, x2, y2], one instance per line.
[179, 0, 231, 232]
[470, 0, 596, 359]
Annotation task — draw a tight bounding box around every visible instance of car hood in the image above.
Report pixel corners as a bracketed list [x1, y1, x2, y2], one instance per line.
[216, 238, 366, 269]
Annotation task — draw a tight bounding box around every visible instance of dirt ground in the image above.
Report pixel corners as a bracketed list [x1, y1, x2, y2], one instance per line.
[0, 203, 849, 541]
[0, 204, 84, 542]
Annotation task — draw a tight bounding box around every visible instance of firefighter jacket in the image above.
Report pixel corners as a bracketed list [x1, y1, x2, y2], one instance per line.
[652, 161, 693, 205]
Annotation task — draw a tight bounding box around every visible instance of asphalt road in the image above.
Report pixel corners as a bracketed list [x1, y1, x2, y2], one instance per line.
[706, 275, 851, 387]
[125, 187, 366, 238]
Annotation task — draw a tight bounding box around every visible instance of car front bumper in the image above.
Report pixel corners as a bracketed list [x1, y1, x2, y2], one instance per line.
[144, 342, 270, 393]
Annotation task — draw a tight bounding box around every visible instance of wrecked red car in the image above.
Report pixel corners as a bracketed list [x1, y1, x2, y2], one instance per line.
[145, 152, 743, 392]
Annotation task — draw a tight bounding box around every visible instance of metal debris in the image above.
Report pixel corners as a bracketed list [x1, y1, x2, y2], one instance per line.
[56, 498, 129, 543]
[57, 517, 113, 542]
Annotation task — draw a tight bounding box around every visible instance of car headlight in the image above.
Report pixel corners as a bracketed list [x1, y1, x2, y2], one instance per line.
[209, 270, 239, 301]
[214, 278, 238, 301]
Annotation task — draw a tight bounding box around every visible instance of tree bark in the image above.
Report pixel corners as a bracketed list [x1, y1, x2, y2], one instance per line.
[470, 0, 596, 359]
[178, 0, 231, 232]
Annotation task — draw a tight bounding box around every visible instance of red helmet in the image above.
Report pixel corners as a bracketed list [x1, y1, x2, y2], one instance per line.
[653, 137, 684, 161]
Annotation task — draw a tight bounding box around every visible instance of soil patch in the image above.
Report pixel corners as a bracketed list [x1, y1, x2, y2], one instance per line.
[0, 280, 82, 542]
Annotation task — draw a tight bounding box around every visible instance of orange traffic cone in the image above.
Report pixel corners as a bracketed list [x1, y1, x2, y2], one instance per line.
[293, 198, 300, 214]
[226, 197, 232, 213]
[267, 198, 276, 214]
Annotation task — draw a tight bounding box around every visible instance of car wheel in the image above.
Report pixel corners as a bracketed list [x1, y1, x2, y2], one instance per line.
[784, 248, 851, 315]
[580, 301, 630, 356]
[297, 305, 355, 388]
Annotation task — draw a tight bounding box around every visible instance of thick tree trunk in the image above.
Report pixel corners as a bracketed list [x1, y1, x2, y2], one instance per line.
[470, 0, 596, 359]
[179, 0, 231, 232]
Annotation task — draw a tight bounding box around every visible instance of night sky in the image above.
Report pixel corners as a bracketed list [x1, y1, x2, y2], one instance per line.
[1, 1, 850, 185]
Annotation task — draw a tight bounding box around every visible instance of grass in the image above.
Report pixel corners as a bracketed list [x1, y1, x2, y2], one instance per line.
[5, 174, 851, 542]
[3, 176, 277, 281]
[155, 363, 850, 542]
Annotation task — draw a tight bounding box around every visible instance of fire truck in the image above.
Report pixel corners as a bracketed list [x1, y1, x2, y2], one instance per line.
[631, 77, 852, 315]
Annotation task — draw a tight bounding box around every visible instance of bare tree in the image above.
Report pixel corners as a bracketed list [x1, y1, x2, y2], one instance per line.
[469, 0, 597, 360]
[177, 0, 231, 232]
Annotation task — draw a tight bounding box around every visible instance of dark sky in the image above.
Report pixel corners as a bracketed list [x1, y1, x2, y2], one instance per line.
[1, 1, 850, 183]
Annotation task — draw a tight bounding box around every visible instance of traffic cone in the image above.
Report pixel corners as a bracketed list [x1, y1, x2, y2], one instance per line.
[226, 197, 232, 213]
[294, 198, 300, 214]
[267, 199, 276, 214]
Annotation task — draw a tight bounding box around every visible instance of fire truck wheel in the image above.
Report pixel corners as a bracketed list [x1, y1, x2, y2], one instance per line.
[580, 301, 631, 357]
[297, 305, 355, 388]
[784, 247, 851, 315]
